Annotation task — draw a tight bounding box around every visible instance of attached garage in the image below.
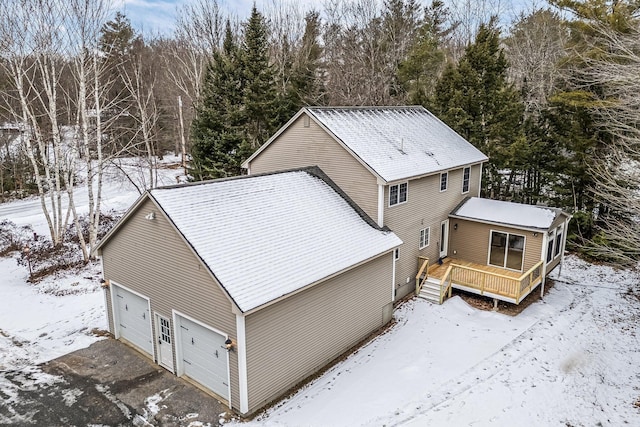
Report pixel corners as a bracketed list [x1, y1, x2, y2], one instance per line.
[97, 167, 401, 416]
[175, 313, 230, 403]
[111, 284, 153, 356]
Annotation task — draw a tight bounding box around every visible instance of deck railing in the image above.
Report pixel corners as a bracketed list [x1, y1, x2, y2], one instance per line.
[415, 257, 429, 295]
[438, 260, 544, 304]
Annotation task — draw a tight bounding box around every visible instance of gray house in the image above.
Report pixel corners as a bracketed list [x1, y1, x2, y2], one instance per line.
[96, 167, 401, 415]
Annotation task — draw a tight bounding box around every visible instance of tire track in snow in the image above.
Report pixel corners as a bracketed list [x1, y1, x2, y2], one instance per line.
[386, 283, 583, 426]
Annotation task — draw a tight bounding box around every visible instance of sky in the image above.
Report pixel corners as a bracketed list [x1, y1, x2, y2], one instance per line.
[115, 0, 536, 35]
[114, 0, 318, 34]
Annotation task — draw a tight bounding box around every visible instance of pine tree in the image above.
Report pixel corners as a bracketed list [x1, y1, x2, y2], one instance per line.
[545, 0, 639, 259]
[190, 21, 245, 180]
[396, 0, 453, 104]
[98, 12, 140, 153]
[241, 6, 279, 156]
[431, 18, 524, 198]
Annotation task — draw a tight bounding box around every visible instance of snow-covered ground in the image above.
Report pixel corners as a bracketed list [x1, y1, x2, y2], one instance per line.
[1, 158, 639, 426]
[242, 257, 639, 427]
[0, 157, 183, 370]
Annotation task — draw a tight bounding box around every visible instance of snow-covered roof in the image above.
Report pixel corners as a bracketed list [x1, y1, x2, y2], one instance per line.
[305, 106, 488, 182]
[451, 197, 564, 230]
[149, 168, 401, 313]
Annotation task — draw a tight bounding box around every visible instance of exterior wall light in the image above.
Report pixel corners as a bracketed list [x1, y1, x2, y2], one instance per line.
[100, 279, 110, 289]
[225, 338, 235, 351]
[453, 223, 458, 230]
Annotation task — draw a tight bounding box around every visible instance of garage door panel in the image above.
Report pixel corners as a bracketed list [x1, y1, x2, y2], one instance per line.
[114, 286, 153, 356]
[177, 316, 229, 399]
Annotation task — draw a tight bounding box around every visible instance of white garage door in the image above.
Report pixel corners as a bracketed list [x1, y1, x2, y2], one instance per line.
[113, 285, 153, 356]
[176, 315, 229, 400]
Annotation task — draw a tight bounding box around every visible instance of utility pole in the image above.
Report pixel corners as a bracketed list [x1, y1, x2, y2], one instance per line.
[177, 96, 187, 178]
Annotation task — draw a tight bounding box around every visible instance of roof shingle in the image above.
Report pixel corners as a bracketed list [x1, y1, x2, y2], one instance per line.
[306, 106, 488, 182]
[149, 168, 401, 312]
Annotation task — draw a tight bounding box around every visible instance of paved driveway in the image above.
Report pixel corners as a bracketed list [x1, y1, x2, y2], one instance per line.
[0, 339, 228, 426]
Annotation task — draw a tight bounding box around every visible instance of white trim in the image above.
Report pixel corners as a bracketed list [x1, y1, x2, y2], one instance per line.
[486, 230, 526, 272]
[377, 184, 384, 226]
[391, 251, 397, 302]
[546, 228, 556, 265]
[419, 226, 430, 249]
[478, 163, 483, 197]
[110, 281, 155, 357]
[449, 214, 551, 234]
[246, 165, 251, 175]
[553, 224, 565, 259]
[173, 309, 232, 408]
[439, 172, 448, 192]
[462, 166, 471, 194]
[388, 182, 408, 207]
[100, 257, 110, 333]
[236, 314, 249, 414]
[541, 231, 548, 296]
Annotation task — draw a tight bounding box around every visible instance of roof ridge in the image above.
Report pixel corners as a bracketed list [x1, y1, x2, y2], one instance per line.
[151, 166, 321, 191]
[307, 105, 425, 111]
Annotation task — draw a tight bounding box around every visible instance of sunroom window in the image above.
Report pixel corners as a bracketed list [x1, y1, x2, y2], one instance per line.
[489, 230, 525, 271]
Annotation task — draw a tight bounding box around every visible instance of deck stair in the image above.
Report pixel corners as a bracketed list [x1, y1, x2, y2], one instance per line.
[415, 257, 452, 305]
[417, 277, 442, 303]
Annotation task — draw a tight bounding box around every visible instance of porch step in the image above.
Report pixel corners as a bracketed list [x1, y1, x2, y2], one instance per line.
[418, 278, 442, 304]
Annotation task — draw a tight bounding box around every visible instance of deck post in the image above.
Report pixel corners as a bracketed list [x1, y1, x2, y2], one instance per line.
[493, 298, 498, 311]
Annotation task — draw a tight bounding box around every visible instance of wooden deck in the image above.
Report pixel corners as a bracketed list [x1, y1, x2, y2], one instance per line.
[428, 258, 521, 281]
[417, 257, 544, 305]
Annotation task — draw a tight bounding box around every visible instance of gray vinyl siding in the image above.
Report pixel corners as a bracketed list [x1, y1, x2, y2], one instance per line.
[101, 198, 240, 409]
[247, 114, 379, 220]
[448, 219, 544, 273]
[385, 164, 482, 298]
[244, 252, 393, 413]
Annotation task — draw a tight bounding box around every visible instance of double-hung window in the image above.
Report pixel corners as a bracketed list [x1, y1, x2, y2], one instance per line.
[462, 167, 470, 193]
[389, 182, 408, 206]
[419, 227, 430, 249]
[440, 172, 448, 192]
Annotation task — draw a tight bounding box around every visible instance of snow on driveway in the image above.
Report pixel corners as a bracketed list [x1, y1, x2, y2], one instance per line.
[246, 256, 640, 427]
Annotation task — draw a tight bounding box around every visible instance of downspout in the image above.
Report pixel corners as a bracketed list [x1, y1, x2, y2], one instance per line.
[391, 250, 397, 303]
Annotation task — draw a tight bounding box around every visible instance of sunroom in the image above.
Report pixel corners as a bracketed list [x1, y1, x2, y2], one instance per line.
[416, 197, 572, 305]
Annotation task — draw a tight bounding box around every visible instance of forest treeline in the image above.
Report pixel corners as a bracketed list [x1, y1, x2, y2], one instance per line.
[0, 0, 639, 264]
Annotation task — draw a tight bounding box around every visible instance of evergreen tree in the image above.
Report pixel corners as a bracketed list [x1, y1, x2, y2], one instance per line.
[190, 21, 245, 180]
[98, 12, 140, 153]
[545, 0, 639, 257]
[397, 0, 450, 104]
[431, 18, 524, 198]
[241, 6, 279, 156]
